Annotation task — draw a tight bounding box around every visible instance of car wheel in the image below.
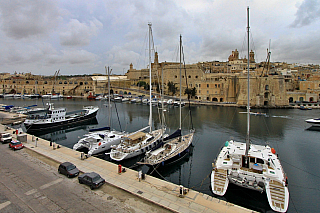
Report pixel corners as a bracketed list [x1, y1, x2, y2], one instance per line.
[90, 185, 94, 190]
[67, 174, 70, 178]
[79, 179, 82, 184]
[58, 170, 61, 174]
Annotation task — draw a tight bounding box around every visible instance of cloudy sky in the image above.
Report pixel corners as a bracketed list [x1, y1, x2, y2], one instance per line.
[0, 0, 319, 76]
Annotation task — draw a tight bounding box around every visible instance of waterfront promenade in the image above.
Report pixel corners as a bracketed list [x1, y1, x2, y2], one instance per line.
[0, 124, 254, 213]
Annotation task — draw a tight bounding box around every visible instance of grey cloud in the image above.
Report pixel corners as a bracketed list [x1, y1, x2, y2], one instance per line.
[60, 18, 103, 47]
[0, 0, 59, 40]
[290, 0, 320, 28]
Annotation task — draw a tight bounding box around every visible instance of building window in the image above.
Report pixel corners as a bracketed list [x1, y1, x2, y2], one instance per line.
[64, 81, 67, 84]
[44, 81, 47, 84]
[195, 76, 198, 78]
[207, 84, 209, 88]
[12, 81, 15, 83]
[59, 81, 62, 84]
[26, 81, 29, 84]
[215, 84, 217, 88]
[69, 82, 73, 84]
[85, 82, 88, 85]
[265, 85, 269, 90]
[188, 75, 191, 78]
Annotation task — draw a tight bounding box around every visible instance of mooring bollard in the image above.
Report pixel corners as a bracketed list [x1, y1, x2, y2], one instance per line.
[179, 185, 184, 197]
[138, 170, 142, 182]
[118, 164, 122, 174]
[81, 152, 84, 160]
[35, 138, 38, 147]
[53, 142, 56, 150]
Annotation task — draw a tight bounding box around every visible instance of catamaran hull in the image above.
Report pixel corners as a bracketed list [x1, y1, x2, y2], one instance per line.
[25, 110, 98, 133]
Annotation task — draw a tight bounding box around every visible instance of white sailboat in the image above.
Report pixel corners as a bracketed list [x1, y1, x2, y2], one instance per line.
[109, 23, 166, 161]
[138, 35, 194, 167]
[210, 7, 289, 213]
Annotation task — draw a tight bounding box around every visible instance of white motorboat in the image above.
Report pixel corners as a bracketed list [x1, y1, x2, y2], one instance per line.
[74, 66, 124, 156]
[167, 99, 173, 105]
[73, 129, 126, 156]
[3, 93, 14, 98]
[305, 118, 320, 127]
[122, 97, 130, 102]
[210, 8, 289, 213]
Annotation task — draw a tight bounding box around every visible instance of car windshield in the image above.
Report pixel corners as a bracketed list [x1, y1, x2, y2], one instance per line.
[12, 141, 21, 145]
[92, 175, 101, 182]
[66, 165, 76, 170]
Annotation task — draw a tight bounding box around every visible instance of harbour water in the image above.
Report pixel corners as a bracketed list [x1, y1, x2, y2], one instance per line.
[2, 98, 319, 213]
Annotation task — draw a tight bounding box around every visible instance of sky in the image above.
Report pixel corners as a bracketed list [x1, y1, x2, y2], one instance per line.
[0, 0, 319, 76]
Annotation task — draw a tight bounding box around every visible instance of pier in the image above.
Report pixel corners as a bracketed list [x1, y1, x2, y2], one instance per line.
[0, 124, 255, 213]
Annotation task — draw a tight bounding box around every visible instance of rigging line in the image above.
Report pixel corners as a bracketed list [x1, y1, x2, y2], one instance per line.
[281, 159, 320, 179]
[114, 102, 122, 132]
[188, 171, 211, 190]
[182, 44, 194, 130]
[289, 194, 299, 213]
[288, 183, 320, 191]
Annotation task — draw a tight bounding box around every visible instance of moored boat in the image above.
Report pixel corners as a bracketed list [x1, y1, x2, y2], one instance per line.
[24, 103, 99, 133]
[210, 8, 289, 213]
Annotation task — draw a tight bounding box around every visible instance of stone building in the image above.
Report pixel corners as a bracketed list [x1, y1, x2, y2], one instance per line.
[125, 49, 289, 107]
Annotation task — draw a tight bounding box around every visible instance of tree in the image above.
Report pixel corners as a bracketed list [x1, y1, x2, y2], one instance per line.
[167, 81, 177, 95]
[184, 87, 196, 99]
[137, 81, 147, 88]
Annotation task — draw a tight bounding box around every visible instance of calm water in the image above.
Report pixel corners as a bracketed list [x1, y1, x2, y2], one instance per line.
[2, 98, 319, 213]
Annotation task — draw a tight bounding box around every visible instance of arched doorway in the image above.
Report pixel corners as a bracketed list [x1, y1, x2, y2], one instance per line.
[289, 97, 293, 103]
[212, 97, 218, 101]
[309, 97, 314, 102]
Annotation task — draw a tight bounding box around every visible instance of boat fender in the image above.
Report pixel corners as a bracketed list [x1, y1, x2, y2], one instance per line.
[271, 148, 276, 154]
[98, 142, 101, 146]
[285, 176, 288, 186]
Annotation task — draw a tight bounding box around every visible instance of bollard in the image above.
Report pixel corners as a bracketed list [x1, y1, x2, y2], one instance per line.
[53, 142, 56, 150]
[32, 135, 35, 142]
[50, 141, 52, 146]
[118, 164, 122, 174]
[179, 185, 184, 197]
[138, 170, 142, 182]
[35, 138, 38, 147]
[81, 152, 84, 160]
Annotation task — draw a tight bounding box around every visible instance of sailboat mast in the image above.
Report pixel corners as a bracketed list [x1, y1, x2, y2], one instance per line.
[245, 6, 250, 158]
[148, 23, 152, 133]
[107, 66, 111, 127]
[179, 35, 182, 130]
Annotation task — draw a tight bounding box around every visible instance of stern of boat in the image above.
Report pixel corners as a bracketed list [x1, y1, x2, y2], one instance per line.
[266, 179, 289, 212]
[211, 163, 229, 196]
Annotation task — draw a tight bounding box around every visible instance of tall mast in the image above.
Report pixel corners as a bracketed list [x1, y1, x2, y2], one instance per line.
[148, 23, 152, 133]
[245, 6, 250, 158]
[179, 35, 182, 130]
[107, 66, 111, 127]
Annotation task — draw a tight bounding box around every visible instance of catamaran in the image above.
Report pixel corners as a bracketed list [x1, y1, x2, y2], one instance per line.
[210, 7, 289, 213]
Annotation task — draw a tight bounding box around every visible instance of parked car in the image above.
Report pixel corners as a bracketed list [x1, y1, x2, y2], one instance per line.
[78, 172, 105, 189]
[0, 132, 12, 144]
[58, 162, 79, 178]
[9, 140, 24, 150]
